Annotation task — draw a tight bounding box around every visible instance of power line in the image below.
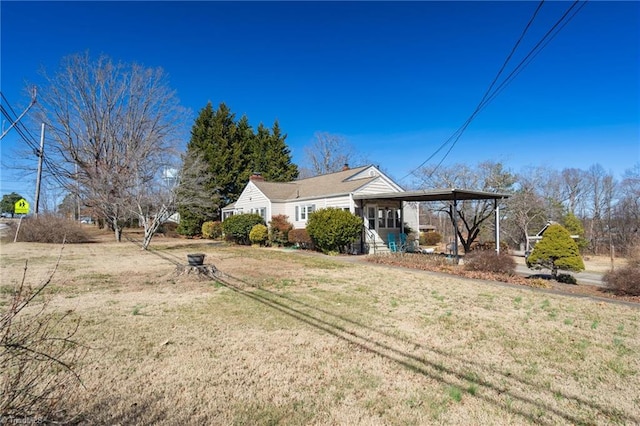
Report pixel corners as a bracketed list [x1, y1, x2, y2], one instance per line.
[1, 93, 72, 191]
[401, 0, 588, 184]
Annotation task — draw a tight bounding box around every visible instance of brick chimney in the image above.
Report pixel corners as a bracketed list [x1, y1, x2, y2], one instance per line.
[250, 172, 264, 181]
[342, 163, 349, 171]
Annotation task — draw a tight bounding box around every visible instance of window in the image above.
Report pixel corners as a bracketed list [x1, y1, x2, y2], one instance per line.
[251, 207, 266, 220]
[378, 209, 385, 228]
[376, 208, 401, 229]
[367, 207, 376, 229]
[295, 204, 315, 221]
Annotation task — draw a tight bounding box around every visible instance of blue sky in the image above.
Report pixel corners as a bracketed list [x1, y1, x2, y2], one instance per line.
[1, 1, 638, 202]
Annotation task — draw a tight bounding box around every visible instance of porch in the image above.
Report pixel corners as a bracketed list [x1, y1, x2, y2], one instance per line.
[354, 188, 510, 261]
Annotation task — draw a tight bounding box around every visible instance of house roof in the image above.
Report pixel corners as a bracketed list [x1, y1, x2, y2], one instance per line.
[251, 165, 378, 201]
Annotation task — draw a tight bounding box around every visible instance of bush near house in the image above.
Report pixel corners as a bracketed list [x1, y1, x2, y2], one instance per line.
[526, 223, 584, 278]
[306, 208, 362, 254]
[464, 250, 516, 275]
[177, 215, 203, 237]
[249, 224, 269, 246]
[604, 246, 640, 295]
[269, 215, 293, 247]
[420, 231, 442, 246]
[222, 214, 265, 245]
[201, 221, 223, 239]
[288, 229, 313, 249]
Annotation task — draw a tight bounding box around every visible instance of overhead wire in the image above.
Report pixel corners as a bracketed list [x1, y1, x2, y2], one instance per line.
[1, 92, 71, 190]
[401, 0, 588, 184]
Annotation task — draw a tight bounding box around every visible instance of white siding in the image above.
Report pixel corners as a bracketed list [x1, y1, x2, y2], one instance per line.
[403, 202, 420, 233]
[355, 178, 399, 195]
[349, 166, 403, 192]
[270, 202, 288, 219]
[230, 182, 271, 220]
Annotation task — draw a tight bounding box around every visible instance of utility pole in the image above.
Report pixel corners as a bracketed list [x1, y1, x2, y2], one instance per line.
[34, 123, 45, 217]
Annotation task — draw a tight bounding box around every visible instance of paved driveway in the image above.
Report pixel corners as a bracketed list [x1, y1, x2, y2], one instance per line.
[514, 263, 605, 287]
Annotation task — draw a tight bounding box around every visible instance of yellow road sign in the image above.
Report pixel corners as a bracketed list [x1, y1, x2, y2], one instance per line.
[14, 198, 30, 215]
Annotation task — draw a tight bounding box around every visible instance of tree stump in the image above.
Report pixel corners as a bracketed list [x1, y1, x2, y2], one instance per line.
[175, 264, 218, 279]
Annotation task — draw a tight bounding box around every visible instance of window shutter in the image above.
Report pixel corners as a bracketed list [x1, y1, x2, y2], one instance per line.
[295, 206, 299, 221]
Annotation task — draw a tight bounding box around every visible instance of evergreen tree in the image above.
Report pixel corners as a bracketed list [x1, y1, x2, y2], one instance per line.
[176, 103, 220, 235]
[264, 120, 298, 182]
[562, 212, 588, 252]
[177, 102, 299, 234]
[527, 223, 585, 277]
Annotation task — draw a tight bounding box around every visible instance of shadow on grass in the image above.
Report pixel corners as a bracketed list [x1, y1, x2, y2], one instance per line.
[214, 271, 638, 425]
[121, 238, 638, 424]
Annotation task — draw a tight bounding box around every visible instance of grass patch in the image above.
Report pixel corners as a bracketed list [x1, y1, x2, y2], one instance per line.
[1, 237, 639, 424]
[447, 386, 463, 402]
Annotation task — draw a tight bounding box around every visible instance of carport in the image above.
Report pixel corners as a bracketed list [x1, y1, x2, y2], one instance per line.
[354, 188, 510, 263]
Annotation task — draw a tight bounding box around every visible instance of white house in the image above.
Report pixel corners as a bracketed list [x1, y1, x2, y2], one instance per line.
[221, 165, 419, 253]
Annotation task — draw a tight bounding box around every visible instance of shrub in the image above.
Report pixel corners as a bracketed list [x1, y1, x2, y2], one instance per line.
[464, 250, 516, 275]
[176, 214, 203, 237]
[526, 277, 553, 289]
[1, 252, 86, 420]
[201, 221, 223, 239]
[15, 215, 91, 243]
[288, 229, 313, 249]
[527, 224, 585, 277]
[420, 231, 442, 246]
[603, 258, 640, 295]
[157, 221, 179, 237]
[556, 273, 577, 284]
[269, 215, 293, 246]
[249, 224, 269, 246]
[306, 208, 362, 254]
[222, 214, 265, 245]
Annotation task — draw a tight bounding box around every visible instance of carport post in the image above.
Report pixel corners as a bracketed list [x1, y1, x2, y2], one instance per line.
[451, 197, 459, 264]
[495, 199, 500, 255]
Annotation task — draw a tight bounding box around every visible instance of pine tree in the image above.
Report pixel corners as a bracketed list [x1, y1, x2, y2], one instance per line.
[527, 223, 585, 277]
[177, 102, 299, 234]
[176, 103, 220, 235]
[264, 120, 298, 182]
[562, 212, 589, 252]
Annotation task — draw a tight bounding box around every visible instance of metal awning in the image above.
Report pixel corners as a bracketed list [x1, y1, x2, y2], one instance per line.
[354, 188, 510, 261]
[353, 188, 510, 202]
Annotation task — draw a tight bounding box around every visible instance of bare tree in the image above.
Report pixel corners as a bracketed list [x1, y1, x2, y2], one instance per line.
[303, 132, 366, 176]
[504, 169, 548, 250]
[584, 164, 617, 254]
[560, 167, 587, 215]
[34, 53, 186, 242]
[130, 153, 218, 250]
[419, 161, 515, 253]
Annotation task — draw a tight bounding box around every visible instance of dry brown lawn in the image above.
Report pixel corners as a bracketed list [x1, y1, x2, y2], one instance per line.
[1, 230, 639, 425]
